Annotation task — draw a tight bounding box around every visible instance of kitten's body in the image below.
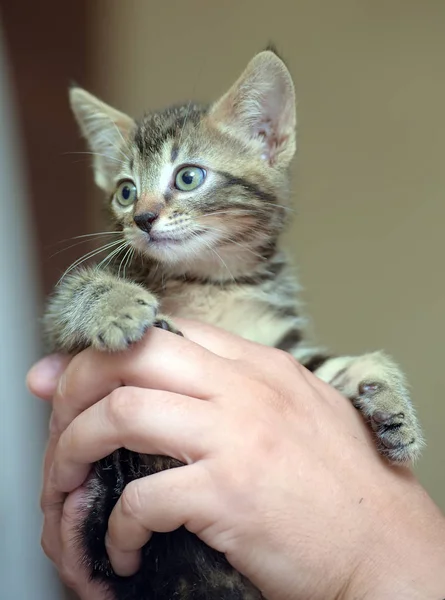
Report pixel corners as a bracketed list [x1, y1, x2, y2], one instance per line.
[43, 50, 423, 600]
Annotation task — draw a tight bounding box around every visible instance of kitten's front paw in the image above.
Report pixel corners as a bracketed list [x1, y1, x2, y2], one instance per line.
[328, 352, 424, 463]
[91, 285, 159, 352]
[356, 381, 424, 463]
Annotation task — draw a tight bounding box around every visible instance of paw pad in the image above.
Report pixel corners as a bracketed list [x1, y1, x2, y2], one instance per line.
[371, 410, 393, 424]
[359, 382, 381, 395]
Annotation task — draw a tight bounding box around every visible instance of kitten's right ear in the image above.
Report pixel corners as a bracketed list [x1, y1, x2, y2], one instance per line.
[69, 87, 135, 191]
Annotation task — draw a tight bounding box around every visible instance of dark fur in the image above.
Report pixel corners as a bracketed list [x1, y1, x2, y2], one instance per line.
[81, 451, 259, 600]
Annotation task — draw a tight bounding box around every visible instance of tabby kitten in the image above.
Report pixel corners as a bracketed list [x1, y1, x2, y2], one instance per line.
[43, 49, 423, 600]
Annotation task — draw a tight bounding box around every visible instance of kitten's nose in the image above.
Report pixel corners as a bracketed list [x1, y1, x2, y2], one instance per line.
[134, 211, 158, 234]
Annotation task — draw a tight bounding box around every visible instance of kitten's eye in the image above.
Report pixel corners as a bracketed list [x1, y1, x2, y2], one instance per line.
[175, 166, 206, 191]
[116, 181, 137, 206]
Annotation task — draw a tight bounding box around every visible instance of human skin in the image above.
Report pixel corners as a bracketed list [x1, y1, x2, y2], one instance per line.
[27, 319, 445, 600]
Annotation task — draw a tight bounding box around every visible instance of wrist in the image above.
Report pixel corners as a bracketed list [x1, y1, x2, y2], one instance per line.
[342, 474, 445, 600]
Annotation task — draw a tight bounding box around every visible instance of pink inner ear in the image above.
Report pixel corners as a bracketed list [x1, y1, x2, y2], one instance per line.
[209, 53, 295, 165]
[257, 122, 273, 162]
[257, 118, 288, 165]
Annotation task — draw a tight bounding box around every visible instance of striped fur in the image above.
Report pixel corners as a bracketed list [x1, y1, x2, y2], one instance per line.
[43, 49, 423, 600]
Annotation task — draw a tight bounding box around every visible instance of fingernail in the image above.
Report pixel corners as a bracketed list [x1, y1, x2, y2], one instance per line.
[105, 533, 141, 577]
[27, 355, 67, 395]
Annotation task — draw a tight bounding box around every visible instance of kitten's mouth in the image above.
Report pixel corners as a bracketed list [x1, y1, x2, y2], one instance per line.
[148, 231, 195, 246]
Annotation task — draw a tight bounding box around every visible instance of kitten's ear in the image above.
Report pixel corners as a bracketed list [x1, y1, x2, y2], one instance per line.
[69, 87, 135, 191]
[209, 50, 296, 167]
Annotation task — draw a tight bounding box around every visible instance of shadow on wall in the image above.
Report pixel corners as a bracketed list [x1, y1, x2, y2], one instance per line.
[0, 17, 63, 600]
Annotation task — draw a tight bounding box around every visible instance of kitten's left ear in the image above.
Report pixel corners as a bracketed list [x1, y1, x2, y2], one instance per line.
[209, 50, 296, 167]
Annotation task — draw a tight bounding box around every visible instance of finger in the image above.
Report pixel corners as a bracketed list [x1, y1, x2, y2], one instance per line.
[26, 354, 71, 400]
[52, 387, 216, 492]
[176, 319, 311, 391]
[174, 318, 260, 360]
[41, 486, 65, 565]
[106, 464, 214, 576]
[40, 432, 65, 563]
[52, 326, 240, 433]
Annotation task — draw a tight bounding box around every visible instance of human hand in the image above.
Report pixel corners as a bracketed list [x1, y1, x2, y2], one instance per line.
[29, 354, 107, 599]
[28, 321, 445, 600]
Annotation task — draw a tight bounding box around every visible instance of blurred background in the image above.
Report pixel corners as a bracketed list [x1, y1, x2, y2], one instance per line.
[1, 1, 444, 598]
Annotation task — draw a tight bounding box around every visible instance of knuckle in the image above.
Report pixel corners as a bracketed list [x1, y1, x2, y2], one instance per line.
[249, 417, 279, 453]
[40, 488, 49, 512]
[106, 387, 139, 428]
[58, 419, 77, 459]
[254, 376, 293, 414]
[273, 348, 301, 371]
[120, 479, 144, 521]
[40, 493, 52, 513]
[40, 534, 55, 562]
[40, 486, 64, 514]
[59, 560, 78, 589]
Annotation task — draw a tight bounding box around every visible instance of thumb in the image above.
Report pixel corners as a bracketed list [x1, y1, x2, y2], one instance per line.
[27, 354, 71, 400]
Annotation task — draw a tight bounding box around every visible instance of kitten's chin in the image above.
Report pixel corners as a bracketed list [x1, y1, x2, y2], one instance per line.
[132, 231, 210, 266]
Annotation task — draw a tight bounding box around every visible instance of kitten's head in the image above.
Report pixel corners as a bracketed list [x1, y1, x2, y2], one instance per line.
[70, 49, 296, 278]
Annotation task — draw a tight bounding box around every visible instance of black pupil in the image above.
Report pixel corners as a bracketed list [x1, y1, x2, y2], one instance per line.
[181, 170, 195, 185]
[122, 186, 131, 200]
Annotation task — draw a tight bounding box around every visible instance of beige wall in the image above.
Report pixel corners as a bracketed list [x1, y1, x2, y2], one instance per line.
[90, 0, 445, 509]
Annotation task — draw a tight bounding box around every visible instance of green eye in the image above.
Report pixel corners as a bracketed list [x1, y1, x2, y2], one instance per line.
[116, 181, 137, 206]
[175, 166, 206, 191]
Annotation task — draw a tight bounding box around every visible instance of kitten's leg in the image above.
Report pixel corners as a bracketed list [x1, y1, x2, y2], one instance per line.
[291, 347, 424, 463]
[43, 267, 177, 353]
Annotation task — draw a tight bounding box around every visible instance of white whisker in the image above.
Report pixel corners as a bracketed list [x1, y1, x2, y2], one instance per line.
[198, 210, 253, 219]
[97, 241, 129, 271]
[49, 232, 122, 257]
[261, 201, 296, 214]
[180, 55, 207, 150]
[69, 231, 122, 240]
[123, 247, 135, 279]
[177, 100, 193, 151]
[57, 239, 124, 286]
[198, 204, 295, 218]
[187, 230, 236, 284]
[118, 244, 133, 278]
[198, 224, 266, 260]
[63, 151, 126, 166]
[110, 121, 132, 162]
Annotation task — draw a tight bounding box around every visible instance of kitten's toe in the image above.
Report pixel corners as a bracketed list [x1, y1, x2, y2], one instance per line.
[356, 382, 424, 463]
[154, 316, 183, 336]
[92, 291, 158, 352]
